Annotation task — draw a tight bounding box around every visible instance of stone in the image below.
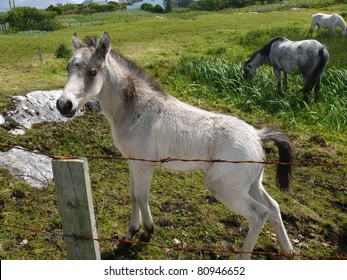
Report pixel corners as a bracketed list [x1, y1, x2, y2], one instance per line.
[0, 147, 53, 188]
[0, 90, 102, 188]
[0, 113, 4, 125]
[9, 90, 83, 129]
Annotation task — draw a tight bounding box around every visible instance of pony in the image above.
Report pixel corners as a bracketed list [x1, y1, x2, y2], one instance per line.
[244, 37, 329, 102]
[309, 13, 347, 36]
[56, 32, 295, 260]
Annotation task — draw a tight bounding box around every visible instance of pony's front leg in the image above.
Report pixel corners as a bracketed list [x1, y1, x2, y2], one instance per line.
[125, 161, 155, 242]
[124, 169, 141, 240]
[273, 67, 284, 96]
[282, 72, 288, 89]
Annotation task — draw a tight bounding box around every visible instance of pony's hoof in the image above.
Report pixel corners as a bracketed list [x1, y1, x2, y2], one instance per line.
[139, 232, 152, 243]
[120, 235, 134, 248]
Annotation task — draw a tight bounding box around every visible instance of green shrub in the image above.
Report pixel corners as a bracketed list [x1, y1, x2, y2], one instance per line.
[6, 7, 62, 32]
[141, 3, 154, 11]
[55, 44, 72, 60]
[153, 4, 164, 13]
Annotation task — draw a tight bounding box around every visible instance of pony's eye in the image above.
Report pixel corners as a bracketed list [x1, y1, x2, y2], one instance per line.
[89, 69, 97, 77]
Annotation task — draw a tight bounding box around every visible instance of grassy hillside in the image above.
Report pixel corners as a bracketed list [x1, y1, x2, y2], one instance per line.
[0, 4, 346, 260]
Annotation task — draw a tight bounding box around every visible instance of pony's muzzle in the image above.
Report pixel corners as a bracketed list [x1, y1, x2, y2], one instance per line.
[56, 97, 76, 118]
[243, 71, 253, 80]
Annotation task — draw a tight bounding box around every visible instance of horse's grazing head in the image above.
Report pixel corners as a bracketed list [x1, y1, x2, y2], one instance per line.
[57, 32, 111, 118]
[243, 53, 261, 79]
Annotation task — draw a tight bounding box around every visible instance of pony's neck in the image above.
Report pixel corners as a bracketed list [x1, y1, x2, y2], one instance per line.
[337, 16, 347, 29]
[97, 56, 127, 117]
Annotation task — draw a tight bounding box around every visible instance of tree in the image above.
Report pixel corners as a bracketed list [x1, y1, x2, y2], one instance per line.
[164, 0, 172, 13]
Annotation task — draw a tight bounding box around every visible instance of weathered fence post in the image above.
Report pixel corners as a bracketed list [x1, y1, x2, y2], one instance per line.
[38, 47, 43, 62]
[52, 158, 101, 260]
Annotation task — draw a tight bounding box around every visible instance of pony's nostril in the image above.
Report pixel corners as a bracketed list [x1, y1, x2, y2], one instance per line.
[57, 97, 74, 117]
[64, 100, 73, 112]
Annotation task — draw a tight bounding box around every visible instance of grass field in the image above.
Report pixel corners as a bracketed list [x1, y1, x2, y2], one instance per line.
[0, 4, 347, 260]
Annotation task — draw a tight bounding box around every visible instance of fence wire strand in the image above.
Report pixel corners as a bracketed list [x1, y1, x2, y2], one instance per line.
[1, 142, 346, 260]
[1, 223, 346, 260]
[1, 143, 347, 167]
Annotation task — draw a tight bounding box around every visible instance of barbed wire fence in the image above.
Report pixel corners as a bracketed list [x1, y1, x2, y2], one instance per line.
[0, 142, 346, 260]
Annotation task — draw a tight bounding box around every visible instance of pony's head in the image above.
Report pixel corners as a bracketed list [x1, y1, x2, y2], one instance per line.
[57, 32, 111, 118]
[243, 55, 260, 79]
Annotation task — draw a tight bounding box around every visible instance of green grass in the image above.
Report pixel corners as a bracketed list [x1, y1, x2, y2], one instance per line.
[0, 5, 347, 260]
[178, 56, 347, 129]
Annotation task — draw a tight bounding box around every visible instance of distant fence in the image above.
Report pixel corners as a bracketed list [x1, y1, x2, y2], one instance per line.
[61, 16, 147, 28]
[0, 22, 9, 35]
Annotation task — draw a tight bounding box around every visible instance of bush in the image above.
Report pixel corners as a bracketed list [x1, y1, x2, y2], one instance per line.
[6, 7, 62, 32]
[141, 3, 154, 11]
[153, 4, 164, 13]
[55, 44, 72, 60]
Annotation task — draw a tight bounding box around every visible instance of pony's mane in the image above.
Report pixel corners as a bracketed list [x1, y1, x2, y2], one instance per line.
[84, 36, 162, 92]
[251, 37, 286, 59]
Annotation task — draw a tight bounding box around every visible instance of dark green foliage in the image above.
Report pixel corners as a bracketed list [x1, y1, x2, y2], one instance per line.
[55, 44, 72, 60]
[164, 0, 173, 12]
[46, 3, 126, 15]
[189, 0, 247, 10]
[141, 3, 154, 12]
[189, 0, 218, 11]
[153, 4, 164, 13]
[6, 7, 62, 32]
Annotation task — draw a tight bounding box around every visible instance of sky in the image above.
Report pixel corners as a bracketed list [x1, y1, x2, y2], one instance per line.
[0, 0, 84, 12]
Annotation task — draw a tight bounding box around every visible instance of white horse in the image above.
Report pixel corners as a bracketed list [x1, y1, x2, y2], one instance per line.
[309, 13, 347, 36]
[56, 32, 295, 260]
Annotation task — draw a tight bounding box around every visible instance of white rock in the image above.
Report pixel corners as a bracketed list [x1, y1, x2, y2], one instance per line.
[0, 147, 53, 188]
[0, 113, 4, 125]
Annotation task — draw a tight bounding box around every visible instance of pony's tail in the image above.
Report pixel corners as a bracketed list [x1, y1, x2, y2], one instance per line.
[301, 47, 329, 94]
[258, 127, 295, 190]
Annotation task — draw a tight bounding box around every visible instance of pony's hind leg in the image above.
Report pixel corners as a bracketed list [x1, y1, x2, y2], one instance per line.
[125, 161, 155, 242]
[204, 172, 269, 260]
[249, 180, 293, 256]
[314, 79, 321, 102]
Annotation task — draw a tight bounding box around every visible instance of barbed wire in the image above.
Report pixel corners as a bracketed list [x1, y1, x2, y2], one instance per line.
[1, 223, 346, 260]
[1, 143, 346, 260]
[1, 143, 347, 167]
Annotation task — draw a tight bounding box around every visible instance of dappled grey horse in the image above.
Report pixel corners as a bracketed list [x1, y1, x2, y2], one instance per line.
[56, 32, 295, 259]
[244, 37, 329, 101]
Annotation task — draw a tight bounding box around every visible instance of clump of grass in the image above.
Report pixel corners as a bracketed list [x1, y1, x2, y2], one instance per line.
[179, 56, 347, 130]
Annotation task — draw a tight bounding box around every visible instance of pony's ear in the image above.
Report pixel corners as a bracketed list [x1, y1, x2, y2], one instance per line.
[96, 32, 110, 59]
[71, 33, 84, 51]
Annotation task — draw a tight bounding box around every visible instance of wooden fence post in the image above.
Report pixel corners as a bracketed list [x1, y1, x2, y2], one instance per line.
[38, 47, 43, 62]
[52, 158, 101, 260]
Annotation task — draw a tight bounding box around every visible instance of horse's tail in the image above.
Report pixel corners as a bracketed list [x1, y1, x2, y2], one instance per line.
[301, 46, 329, 94]
[258, 127, 295, 190]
